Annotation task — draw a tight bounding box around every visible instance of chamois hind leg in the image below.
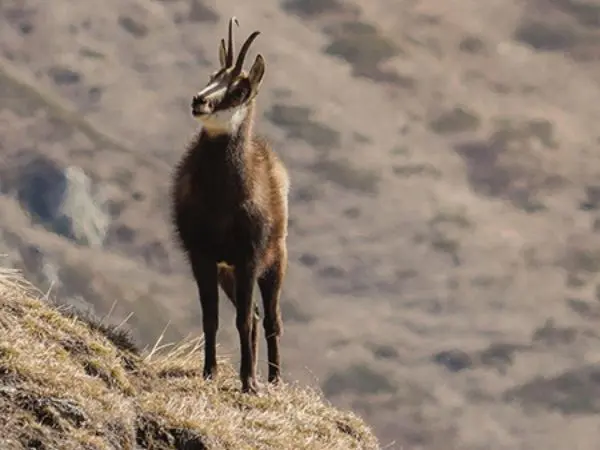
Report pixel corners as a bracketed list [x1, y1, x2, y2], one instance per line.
[257, 241, 286, 384]
[218, 265, 261, 382]
[191, 255, 219, 380]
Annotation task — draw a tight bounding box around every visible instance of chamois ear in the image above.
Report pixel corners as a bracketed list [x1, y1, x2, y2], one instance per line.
[219, 38, 227, 67]
[248, 54, 266, 94]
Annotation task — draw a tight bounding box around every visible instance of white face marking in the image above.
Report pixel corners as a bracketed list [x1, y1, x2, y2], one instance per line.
[196, 81, 226, 98]
[198, 105, 248, 133]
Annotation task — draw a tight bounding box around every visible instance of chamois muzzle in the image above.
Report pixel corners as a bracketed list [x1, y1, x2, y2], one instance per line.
[191, 94, 213, 117]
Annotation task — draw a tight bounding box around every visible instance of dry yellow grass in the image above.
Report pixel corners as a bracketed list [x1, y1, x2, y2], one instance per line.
[0, 268, 380, 450]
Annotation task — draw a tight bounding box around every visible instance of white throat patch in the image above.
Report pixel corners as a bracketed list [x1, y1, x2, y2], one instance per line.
[198, 106, 248, 134]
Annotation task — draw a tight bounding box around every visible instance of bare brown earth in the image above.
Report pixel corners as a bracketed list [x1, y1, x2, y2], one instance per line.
[2, 0, 600, 448]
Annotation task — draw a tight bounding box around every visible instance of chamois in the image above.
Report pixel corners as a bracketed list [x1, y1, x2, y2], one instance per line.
[171, 17, 289, 394]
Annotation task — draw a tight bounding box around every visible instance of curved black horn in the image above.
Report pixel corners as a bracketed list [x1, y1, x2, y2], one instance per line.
[233, 31, 261, 76]
[226, 17, 239, 67]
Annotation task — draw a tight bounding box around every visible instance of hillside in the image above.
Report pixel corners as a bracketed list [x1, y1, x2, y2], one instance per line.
[0, 268, 378, 449]
[2, 0, 600, 448]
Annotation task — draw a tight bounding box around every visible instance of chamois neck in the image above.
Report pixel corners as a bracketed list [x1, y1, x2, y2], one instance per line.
[233, 100, 255, 140]
[190, 100, 257, 197]
[199, 99, 255, 143]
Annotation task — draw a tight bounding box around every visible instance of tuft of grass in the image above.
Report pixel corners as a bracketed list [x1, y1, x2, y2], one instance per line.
[565, 248, 600, 274]
[48, 66, 81, 86]
[0, 268, 379, 449]
[323, 21, 411, 86]
[282, 0, 347, 18]
[118, 15, 149, 38]
[459, 35, 486, 53]
[552, 0, 600, 29]
[514, 20, 577, 51]
[188, 0, 219, 23]
[369, 344, 399, 361]
[514, 2, 600, 61]
[281, 301, 313, 324]
[503, 363, 600, 414]
[454, 117, 559, 211]
[312, 158, 380, 194]
[429, 106, 481, 135]
[266, 103, 341, 151]
[322, 364, 396, 397]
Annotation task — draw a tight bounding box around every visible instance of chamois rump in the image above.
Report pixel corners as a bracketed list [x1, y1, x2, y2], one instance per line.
[171, 17, 289, 394]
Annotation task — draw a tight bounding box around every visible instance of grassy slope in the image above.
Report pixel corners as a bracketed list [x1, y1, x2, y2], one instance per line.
[0, 268, 379, 450]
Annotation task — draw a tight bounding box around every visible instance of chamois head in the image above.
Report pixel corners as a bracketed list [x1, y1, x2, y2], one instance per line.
[191, 17, 266, 123]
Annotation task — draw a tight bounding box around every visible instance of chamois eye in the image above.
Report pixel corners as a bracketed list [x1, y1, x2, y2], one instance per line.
[228, 87, 244, 102]
[229, 80, 250, 102]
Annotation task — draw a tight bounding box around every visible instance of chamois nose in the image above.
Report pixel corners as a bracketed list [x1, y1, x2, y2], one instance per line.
[192, 95, 205, 108]
[191, 95, 209, 115]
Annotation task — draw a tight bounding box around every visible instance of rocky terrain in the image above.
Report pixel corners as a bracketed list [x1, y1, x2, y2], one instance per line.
[2, 0, 600, 448]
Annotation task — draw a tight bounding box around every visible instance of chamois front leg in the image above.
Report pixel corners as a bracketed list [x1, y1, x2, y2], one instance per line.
[258, 240, 286, 384]
[235, 261, 260, 394]
[191, 255, 220, 380]
[218, 265, 261, 383]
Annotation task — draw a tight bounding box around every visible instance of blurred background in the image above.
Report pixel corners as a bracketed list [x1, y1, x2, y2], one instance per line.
[2, 0, 600, 448]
